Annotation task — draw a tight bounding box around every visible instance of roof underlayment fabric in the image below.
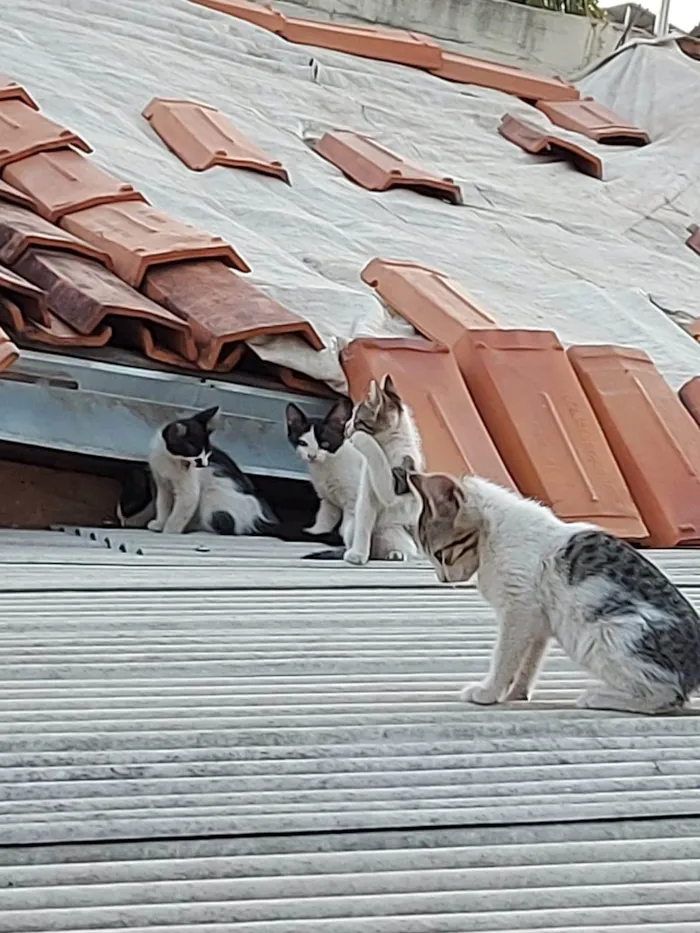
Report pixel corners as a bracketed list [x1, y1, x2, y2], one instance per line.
[1, 0, 699, 392]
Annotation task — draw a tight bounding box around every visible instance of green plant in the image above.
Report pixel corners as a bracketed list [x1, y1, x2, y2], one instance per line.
[509, 0, 606, 18]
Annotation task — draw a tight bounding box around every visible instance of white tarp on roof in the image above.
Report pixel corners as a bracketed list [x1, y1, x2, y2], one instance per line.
[1, 0, 699, 391]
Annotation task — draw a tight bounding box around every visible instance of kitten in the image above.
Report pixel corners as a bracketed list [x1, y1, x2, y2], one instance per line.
[342, 374, 424, 565]
[286, 396, 412, 561]
[410, 471, 700, 715]
[147, 406, 276, 535]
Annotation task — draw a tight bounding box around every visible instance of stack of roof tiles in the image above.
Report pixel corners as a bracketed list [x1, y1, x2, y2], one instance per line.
[1, 6, 699, 550]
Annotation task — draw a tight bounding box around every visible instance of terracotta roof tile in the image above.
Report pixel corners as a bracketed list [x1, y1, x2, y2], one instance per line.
[431, 53, 579, 102]
[0, 262, 49, 325]
[687, 224, 700, 256]
[143, 98, 289, 181]
[0, 295, 112, 349]
[0, 99, 91, 169]
[189, 0, 285, 33]
[12, 248, 197, 366]
[679, 377, 700, 425]
[0, 324, 19, 371]
[460, 329, 647, 539]
[341, 336, 515, 486]
[3, 150, 145, 223]
[0, 177, 36, 211]
[281, 18, 442, 70]
[277, 365, 339, 399]
[569, 345, 700, 547]
[60, 201, 249, 288]
[536, 99, 650, 145]
[498, 114, 602, 179]
[144, 260, 323, 372]
[360, 258, 496, 362]
[313, 131, 462, 204]
[0, 201, 113, 269]
[0, 74, 38, 109]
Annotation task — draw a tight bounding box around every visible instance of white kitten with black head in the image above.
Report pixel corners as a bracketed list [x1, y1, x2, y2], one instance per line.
[147, 406, 276, 535]
[286, 399, 360, 549]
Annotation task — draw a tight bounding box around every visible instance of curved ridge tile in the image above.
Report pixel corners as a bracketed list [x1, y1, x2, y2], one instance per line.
[536, 99, 650, 146]
[0, 99, 90, 168]
[432, 53, 579, 102]
[143, 98, 289, 180]
[0, 201, 113, 269]
[499, 114, 603, 179]
[4, 150, 145, 223]
[313, 132, 462, 204]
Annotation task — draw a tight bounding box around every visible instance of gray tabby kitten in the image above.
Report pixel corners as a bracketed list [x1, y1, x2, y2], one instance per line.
[410, 471, 700, 714]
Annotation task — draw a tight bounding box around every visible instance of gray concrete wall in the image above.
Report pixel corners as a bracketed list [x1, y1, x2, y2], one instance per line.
[274, 0, 622, 75]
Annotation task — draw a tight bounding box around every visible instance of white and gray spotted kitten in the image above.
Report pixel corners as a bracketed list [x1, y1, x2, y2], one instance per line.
[410, 471, 700, 715]
[343, 374, 424, 565]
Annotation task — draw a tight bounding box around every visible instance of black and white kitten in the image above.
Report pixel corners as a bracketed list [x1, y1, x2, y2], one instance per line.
[146, 406, 276, 535]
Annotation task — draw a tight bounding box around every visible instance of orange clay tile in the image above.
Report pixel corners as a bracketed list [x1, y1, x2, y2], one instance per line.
[0, 263, 49, 325]
[0, 75, 38, 109]
[687, 224, 700, 257]
[0, 295, 112, 348]
[498, 114, 603, 179]
[568, 345, 700, 547]
[361, 258, 496, 359]
[431, 53, 579, 102]
[189, 0, 285, 32]
[340, 336, 515, 486]
[459, 329, 647, 539]
[144, 260, 323, 372]
[277, 366, 339, 399]
[143, 98, 290, 181]
[536, 99, 650, 146]
[0, 324, 18, 371]
[313, 132, 462, 204]
[60, 202, 249, 289]
[281, 18, 442, 70]
[4, 150, 145, 224]
[0, 201, 113, 269]
[0, 177, 36, 211]
[0, 99, 91, 169]
[12, 249, 197, 366]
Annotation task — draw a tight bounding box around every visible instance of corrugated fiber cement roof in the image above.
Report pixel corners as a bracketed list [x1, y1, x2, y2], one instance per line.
[1, 527, 700, 930]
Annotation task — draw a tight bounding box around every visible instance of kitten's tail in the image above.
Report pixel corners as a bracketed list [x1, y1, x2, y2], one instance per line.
[350, 432, 394, 508]
[303, 547, 345, 560]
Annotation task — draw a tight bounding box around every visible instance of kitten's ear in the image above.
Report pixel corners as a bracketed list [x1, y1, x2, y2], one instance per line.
[285, 403, 308, 432]
[194, 406, 221, 431]
[366, 379, 381, 409]
[381, 373, 402, 406]
[410, 472, 464, 519]
[325, 397, 352, 429]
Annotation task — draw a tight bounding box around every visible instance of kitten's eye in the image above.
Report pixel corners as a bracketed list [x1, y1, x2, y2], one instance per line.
[297, 440, 307, 447]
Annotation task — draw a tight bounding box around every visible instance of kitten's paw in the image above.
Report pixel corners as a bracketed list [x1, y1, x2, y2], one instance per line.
[385, 550, 407, 562]
[147, 519, 164, 533]
[344, 548, 368, 566]
[459, 683, 500, 706]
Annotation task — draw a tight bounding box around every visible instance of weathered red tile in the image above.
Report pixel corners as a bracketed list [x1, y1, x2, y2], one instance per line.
[143, 98, 289, 180]
[12, 248, 197, 366]
[0, 177, 36, 211]
[0, 263, 48, 325]
[536, 99, 650, 145]
[460, 329, 648, 539]
[432, 53, 579, 101]
[341, 336, 515, 486]
[569, 345, 700, 547]
[4, 150, 145, 223]
[499, 113, 603, 179]
[60, 202, 249, 288]
[0, 201, 113, 269]
[144, 260, 323, 371]
[0, 295, 112, 349]
[189, 0, 285, 32]
[0, 99, 91, 168]
[313, 131, 462, 204]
